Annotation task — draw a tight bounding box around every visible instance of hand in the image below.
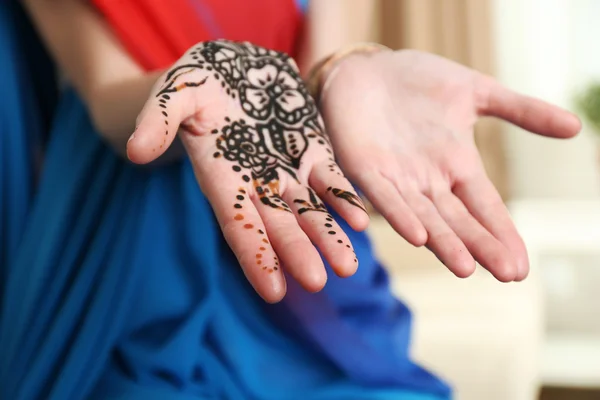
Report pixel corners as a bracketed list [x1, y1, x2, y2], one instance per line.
[128, 40, 369, 302]
[319, 49, 581, 282]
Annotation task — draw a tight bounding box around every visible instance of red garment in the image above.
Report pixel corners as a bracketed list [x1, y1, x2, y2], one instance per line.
[91, 0, 305, 71]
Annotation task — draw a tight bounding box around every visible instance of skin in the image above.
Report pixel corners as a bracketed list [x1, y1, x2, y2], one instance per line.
[23, 0, 581, 302]
[22, 0, 183, 161]
[318, 50, 581, 282]
[131, 41, 368, 302]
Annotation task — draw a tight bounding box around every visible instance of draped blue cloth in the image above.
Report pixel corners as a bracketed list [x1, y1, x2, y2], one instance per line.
[0, 2, 452, 399]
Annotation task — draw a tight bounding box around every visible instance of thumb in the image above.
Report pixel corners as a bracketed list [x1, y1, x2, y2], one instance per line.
[127, 65, 209, 164]
[479, 76, 582, 139]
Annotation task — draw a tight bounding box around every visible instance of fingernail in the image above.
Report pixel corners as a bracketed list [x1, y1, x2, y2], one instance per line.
[128, 132, 135, 142]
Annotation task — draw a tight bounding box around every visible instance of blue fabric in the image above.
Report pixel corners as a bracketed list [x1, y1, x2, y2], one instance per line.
[0, 3, 452, 399]
[0, 1, 56, 296]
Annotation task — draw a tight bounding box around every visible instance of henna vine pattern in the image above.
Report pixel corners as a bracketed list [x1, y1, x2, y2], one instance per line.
[158, 40, 364, 270]
[156, 70, 209, 150]
[327, 187, 367, 213]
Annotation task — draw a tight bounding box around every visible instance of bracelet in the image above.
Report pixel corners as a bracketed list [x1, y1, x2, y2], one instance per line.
[306, 42, 391, 104]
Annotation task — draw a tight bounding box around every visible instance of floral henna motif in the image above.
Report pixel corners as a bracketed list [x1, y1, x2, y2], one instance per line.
[216, 120, 279, 179]
[214, 118, 309, 185]
[197, 41, 245, 90]
[158, 39, 362, 272]
[238, 60, 316, 124]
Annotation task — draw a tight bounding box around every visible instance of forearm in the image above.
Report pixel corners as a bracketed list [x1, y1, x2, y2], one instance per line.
[93, 73, 186, 161]
[298, 0, 375, 72]
[22, 0, 183, 160]
[90, 71, 183, 159]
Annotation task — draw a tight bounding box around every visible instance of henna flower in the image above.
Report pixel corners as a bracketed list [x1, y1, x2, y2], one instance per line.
[217, 121, 278, 180]
[239, 63, 314, 124]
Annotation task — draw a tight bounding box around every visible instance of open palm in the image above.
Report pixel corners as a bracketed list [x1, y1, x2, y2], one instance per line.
[128, 40, 369, 303]
[319, 49, 581, 282]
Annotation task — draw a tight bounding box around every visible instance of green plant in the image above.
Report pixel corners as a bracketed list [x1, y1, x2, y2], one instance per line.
[576, 82, 600, 136]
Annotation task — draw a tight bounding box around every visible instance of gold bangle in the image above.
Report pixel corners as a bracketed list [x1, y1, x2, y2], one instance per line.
[306, 42, 391, 103]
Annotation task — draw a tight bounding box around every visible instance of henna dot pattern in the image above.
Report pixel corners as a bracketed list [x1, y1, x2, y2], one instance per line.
[155, 71, 209, 150]
[327, 163, 342, 176]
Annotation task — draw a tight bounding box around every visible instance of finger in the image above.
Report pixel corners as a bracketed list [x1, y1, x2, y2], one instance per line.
[402, 190, 475, 277]
[128, 65, 213, 164]
[432, 190, 517, 282]
[309, 161, 369, 232]
[251, 180, 327, 293]
[182, 139, 287, 302]
[285, 184, 358, 278]
[211, 188, 287, 303]
[453, 175, 529, 281]
[479, 77, 581, 138]
[354, 170, 427, 247]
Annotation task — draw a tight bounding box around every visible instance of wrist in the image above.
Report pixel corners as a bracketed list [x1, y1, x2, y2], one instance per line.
[307, 42, 391, 104]
[89, 72, 162, 145]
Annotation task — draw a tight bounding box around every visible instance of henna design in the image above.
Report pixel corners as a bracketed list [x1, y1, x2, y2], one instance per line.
[327, 187, 367, 213]
[234, 188, 245, 209]
[214, 118, 308, 187]
[255, 227, 279, 273]
[255, 181, 292, 213]
[197, 41, 245, 92]
[153, 70, 209, 150]
[294, 189, 337, 237]
[157, 39, 359, 272]
[158, 69, 209, 96]
[238, 59, 316, 124]
[293, 188, 357, 263]
[294, 188, 327, 215]
[327, 162, 342, 176]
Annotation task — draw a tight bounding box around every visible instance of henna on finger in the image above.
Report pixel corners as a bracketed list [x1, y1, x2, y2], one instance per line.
[320, 162, 367, 213]
[293, 188, 357, 264]
[326, 186, 367, 213]
[154, 69, 209, 151]
[229, 203, 280, 274]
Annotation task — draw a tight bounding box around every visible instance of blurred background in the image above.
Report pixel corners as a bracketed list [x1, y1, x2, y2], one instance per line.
[332, 1, 600, 399]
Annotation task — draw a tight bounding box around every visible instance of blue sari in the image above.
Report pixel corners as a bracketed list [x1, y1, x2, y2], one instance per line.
[0, 2, 451, 399]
